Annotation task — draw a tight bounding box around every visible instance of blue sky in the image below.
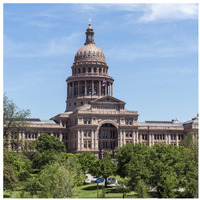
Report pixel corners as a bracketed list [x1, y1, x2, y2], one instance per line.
[3, 3, 198, 122]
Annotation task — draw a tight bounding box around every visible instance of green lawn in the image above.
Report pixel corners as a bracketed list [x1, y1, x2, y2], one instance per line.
[4, 183, 137, 198]
[75, 184, 137, 198]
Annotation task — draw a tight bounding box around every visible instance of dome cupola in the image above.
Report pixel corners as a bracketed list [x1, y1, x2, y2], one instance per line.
[74, 20, 106, 64]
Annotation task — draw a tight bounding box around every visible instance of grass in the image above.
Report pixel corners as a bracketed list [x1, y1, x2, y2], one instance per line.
[74, 183, 137, 198]
[4, 183, 137, 198]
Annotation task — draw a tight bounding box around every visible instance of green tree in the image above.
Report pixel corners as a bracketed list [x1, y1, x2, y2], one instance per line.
[38, 159, 84, 198]
[23, 175, 42, 197]
[179, 147, 198, 198]
[136, 179, 149, 198]
[115, 143, 136, 178]
[32, 133, 67, 169]
[4, 148, 33, 182]
[180, 130, 198, 163]
[3, 164, 18, 190]
[90, 156, 117, 187]
[116, 143, 151, 191]
[148, 144, 186, 198]
[31, 150, 60, 169]
[3, 94, 30, 151]
[34, 133, 66, 153]
[77, 152, 97, 174]
[117, 177, 131, 198]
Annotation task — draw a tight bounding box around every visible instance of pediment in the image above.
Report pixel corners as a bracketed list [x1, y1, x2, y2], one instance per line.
[91, 95, 126, 105]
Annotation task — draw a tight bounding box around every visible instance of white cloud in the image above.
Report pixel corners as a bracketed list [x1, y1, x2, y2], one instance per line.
[139, 4, 198, 22]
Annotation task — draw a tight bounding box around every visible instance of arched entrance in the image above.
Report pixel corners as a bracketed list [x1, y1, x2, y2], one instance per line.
[98, 123, 118, 158]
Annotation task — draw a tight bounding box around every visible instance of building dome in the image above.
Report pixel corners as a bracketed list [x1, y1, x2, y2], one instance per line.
[74, 21, 106, 64]
[74, 43, 106, 63]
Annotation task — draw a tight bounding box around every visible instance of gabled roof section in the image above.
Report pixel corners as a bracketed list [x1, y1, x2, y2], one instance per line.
[90, 95, 126, 105]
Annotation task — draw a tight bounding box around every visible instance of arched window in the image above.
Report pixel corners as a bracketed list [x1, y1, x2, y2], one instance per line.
[83, 68, 86, 73]
[78, 68, 80, 73]
[94, 68, 96, 73]
[99, 68, 102, 73]
[88, 67, 91, 73]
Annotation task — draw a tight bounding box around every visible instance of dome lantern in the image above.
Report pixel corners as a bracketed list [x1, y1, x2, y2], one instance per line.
[85, 19, 95, 45]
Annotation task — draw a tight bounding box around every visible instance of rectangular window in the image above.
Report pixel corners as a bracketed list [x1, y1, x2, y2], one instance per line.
[84, 141, 87, 148]
[88, 132, 91, 137]
[84, 132, 87, 137]
[88, 141, 91, 149]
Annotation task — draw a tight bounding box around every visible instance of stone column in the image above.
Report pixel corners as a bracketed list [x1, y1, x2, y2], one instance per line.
[72, 82, 74, 98]
[77, 130, 80, 150]
[176, 133, 179, 146]
[95, 130, 98, 150]
[84, 80, 87, 96]
[92, 80, 94, 96]
[78, 81, 80, 96]
[123, 130, 125, 145]
[91, 129, 94, 150]
[81, 130, 84, 150]
[133, 130, 135, 144]
[152, 133, 154, 145]
[59, 132, 62, 142]
[168, 133, 171, 144]
[118, 130, 120, 147]
[111, 83, 113, 96]
[67, 83, 69, 99]
[165, 133, 168, 144]
[106, 84, 108, 95]
[140, 134, 142, 143]
[148, 132, 151, 147]
[136, 130, 139, 143]
[99, 81, 101, 96]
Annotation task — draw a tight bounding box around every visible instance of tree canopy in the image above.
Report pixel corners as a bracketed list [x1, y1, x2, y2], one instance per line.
[90, 156, 117, 187]
[3, 94, 31, 150]
[115, 143, 198, 198]
[34, 133, 66, 153]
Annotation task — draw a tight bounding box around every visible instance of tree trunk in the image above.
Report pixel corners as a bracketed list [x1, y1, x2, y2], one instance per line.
[104, 178, 108, 188]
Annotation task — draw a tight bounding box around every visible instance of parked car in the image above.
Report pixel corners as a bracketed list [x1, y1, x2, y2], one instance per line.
[107, 177, 116, 184]
[95, 177, 105, 183]
[91, 176, 99, 183]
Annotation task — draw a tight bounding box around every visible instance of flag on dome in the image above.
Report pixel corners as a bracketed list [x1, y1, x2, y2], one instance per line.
[102, 79, 106, 88]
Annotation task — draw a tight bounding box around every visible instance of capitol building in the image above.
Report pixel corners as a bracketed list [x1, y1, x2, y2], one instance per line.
[22, 22, 198, 158]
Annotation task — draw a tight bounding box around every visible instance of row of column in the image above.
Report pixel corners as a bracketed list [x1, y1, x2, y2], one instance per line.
[77, 129, 99, 151]
[118, 130, 180, 147]
[67, 80, 113, 99]
[118, 129, 139, 146]
[18, 131, 63, 142]
[146, 132, 179, 146]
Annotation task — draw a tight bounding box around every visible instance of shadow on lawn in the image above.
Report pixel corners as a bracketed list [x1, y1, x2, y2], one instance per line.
[82, 185, 101, 190]
[105, 187, 119, 194]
